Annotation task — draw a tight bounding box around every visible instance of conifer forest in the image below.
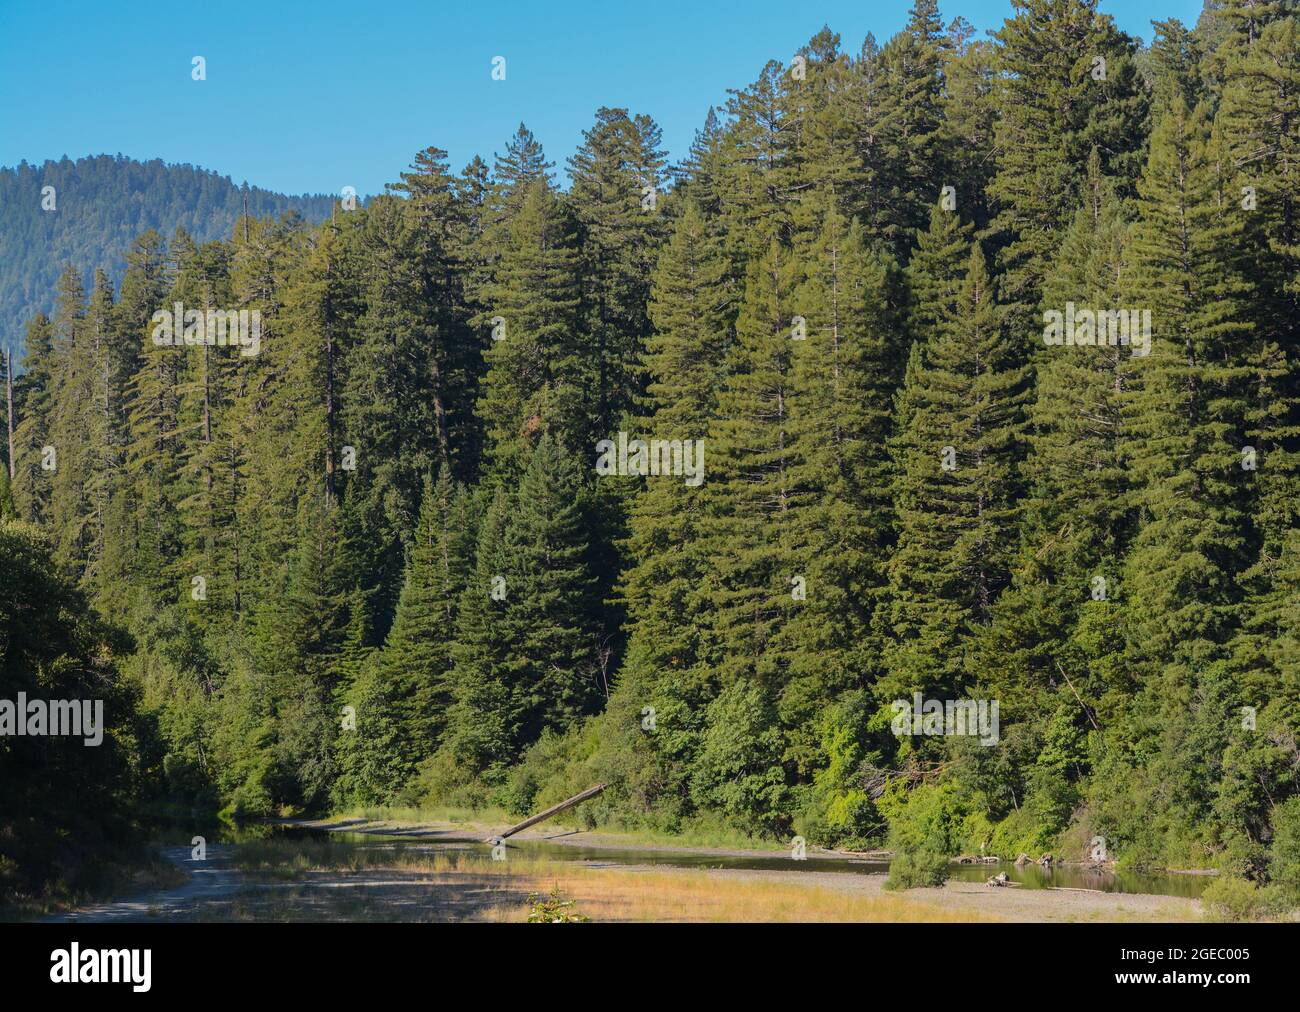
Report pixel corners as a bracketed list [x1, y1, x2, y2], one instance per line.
[3, 0, 1300, 940]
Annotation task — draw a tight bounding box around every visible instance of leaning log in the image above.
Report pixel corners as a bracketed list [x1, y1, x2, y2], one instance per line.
[486, 784, 606, 842]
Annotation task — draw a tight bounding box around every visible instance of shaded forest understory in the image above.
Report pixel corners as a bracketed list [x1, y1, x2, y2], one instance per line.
[4, 0, 1300, 914]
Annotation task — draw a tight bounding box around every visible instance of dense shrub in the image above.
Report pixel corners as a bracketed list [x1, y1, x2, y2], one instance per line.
[884, 849, 951, 890]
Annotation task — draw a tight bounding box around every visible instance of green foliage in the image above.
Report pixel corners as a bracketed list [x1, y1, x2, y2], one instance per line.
[1268, 798, 1300, 905]
[689, 681, 790, 833]
[0, 155, 333, 353]
[7, 7, 1300, 895]
[879, 781, 969, 856]
[884, 849, 951, 890]
[0, 518, 143, 907]
[799, 698, 878, 848]
[1200, 875, 1282, 922]
[526, 886, 588, 923]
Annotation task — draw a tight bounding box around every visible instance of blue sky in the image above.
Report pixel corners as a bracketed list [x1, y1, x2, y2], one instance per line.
[0, 0, 1204, 197]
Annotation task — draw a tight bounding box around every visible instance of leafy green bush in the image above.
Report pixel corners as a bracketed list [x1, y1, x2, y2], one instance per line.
[884, 849, 950, 890]
[798, 692, 879, 849]
[1200, 876, 1279, 922]
[688, 681, 791, 833]
[1269, 797, 1300, 906]
[878, 781, 969, 855]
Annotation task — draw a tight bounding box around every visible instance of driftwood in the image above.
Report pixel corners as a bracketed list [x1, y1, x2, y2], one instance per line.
[860, 759, 949, 801]
[986, 872, 1009, 887]
[486, 783, 606, 843]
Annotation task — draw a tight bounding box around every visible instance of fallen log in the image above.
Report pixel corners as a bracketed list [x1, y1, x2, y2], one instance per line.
[486, 783, 606, 843]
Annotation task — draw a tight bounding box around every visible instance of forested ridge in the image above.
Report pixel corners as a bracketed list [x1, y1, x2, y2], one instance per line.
[0, 154, 335, 352]
[4, 0, 1300, 908]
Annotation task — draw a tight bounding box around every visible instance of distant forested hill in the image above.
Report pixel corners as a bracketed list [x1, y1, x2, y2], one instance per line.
[0, 154, 335, 353]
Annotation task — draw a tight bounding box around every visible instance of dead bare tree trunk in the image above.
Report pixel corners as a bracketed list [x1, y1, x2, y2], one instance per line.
[486, 784, 606, 842]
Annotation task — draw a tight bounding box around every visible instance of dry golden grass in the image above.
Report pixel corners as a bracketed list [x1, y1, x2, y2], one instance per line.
[481, 865, 1000, 923]
[225, 840, 996, 922]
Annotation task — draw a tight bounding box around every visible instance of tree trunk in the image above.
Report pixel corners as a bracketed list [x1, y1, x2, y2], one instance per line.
[486, 784, 606, 842]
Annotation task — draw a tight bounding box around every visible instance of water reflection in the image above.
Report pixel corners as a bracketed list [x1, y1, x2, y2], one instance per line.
[269, 827, 1211, 899]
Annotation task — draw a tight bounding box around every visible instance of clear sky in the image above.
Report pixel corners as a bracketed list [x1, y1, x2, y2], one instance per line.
[0, 0, 1205, 197]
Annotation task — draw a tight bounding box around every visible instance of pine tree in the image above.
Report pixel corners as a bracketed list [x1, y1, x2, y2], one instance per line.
[939, 18, 1000, 232]
[446, 488, 516, 773]
[506, 437, 602, 740]
[990, 0, 1149, 324]
[1216, 17, 1300, 558]
[860, 0, 948, 257]
[567, 107, 669, 444]
[341, 195, 445, 628]
[783, 27, 867, 241]
[171, 238, 242, 624]
[606, 201, 733, 811]
[10, 313, 55, 522]
[45, 265, 93, 580]
[1148, 18, 1205, 111]
[475, 180, 584, 476]
[671, 107, 727, 219]
[491, 123, 555, 218]
[389, 147, 477, 474]
[976, 152, 1134, 726]
[1119, 98, 1254, 674]
[881, 243, 1028, 704]
[371, 469, 473, 784]
[700, 238, 801, 688]
[906, 203, 974, 344]
[122, 229, 189, 605]
[619, 202, 730, 688]
[718, 61, 800, 256]
[100, 230, 167, 615]
[781, 206, 902, 768]
[449, 440, 598, 769]
[258, 496, 349, 807]
[236, 214, 356, 625]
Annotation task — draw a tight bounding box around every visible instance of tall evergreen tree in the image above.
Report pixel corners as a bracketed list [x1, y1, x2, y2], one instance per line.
[881, 243, 1028, 704]
[10, 313, 55, 523]
[860, 0, 948, 257]
[1119, 98, 1254, 675]
[567, 107, 669, 443]
[605, 201, 733, 813]
[370, 468, 473, 786]
[990, 0, 1149, 324]
[475, 180, 585, 476]
[781, 207, 902, 767]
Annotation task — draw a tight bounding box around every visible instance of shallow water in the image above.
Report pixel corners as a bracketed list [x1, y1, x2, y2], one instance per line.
[272, 827, 1211, 899]
[158, 817, 1209, 899]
